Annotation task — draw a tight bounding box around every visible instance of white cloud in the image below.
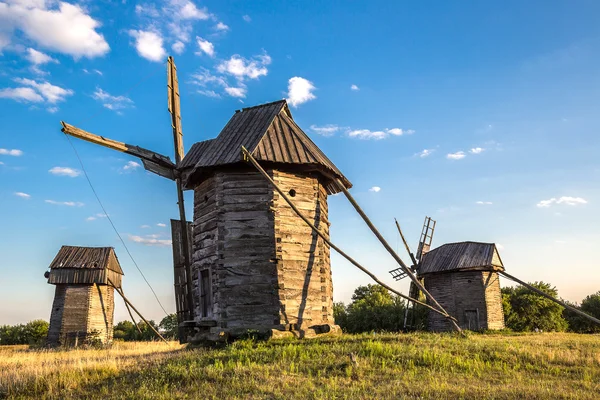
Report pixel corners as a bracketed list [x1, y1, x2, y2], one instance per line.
[476, 201, 493, 205]
[195, 36, 214, 57]
[128, 30, 166, 62]
[0, 87, 44, 102]
[86, 213, 108, 221]
[197, 89, 220, 98]
[446, 151, 466, 160]
[172, 0, 210, 20]
[470, 147, 484, 154]
[141, 224, 150, 228]
[224, 86, 246, 98]
[190, 68, 227, 87]
[93, 69, 102, 76]
[14, 192, 30, 199]
[417, 149, 434, 158]
[26, 48, 57, 65]
[215, 22, 229, 31]
[128, 234, 172, 247]
[350, 84, 359, 91]
[123, 161, 141, 171]
[157, 222, 166, 227]
[48, 166, 80, 177]
[13, 78, 73, 103]
[135, 4, 160, 18]
[369, 186, 381, 193]
[310, 124, 340, 137]
[0, 148, 23, 156]
[172, 40, 185, 54]
[45, 199, 84, 207]
[287, 77, 316, 107]
[242, 15, 251, 22]
[47, 106, 58, 113]
[0, 1, 109, 58]
[217, 54, 271, 81]
[536, 196, 588, 208]
[92, 88, 134, 112]
[347, 128, 412, 140]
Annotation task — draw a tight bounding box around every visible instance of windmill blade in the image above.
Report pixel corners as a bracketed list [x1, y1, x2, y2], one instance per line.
[416, 216, 436, 261]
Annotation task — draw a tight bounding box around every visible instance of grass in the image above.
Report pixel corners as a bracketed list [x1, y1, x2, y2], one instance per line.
[0, 332, 598, 399]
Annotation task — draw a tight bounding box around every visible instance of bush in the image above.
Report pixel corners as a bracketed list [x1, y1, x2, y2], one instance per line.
[0, 320, 49, 345]
[502, 282, 568, 332]
[563, 291, 600, 333]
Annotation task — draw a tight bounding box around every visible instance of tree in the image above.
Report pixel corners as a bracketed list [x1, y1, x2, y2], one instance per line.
[502, 282, 568, 332]
[564, 291, 600, 333]
[0, 320, 49, 345]
[335, 284, 406, 333]
[159, 314, 179, 339]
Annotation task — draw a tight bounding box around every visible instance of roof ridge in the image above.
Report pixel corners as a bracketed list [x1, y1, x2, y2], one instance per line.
[237, 99, 286, 113]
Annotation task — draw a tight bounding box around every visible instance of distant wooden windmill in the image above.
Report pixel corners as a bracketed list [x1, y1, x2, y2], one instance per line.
[391, 217, 600, 331]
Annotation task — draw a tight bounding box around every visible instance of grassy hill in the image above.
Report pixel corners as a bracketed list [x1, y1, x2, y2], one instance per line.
[1, 332, 598, 399]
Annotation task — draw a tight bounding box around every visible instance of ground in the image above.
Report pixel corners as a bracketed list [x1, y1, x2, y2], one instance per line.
[0, 332, 598, 399]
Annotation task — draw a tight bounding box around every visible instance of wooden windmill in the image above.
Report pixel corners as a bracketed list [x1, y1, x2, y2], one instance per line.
[391, 217, 600, 331]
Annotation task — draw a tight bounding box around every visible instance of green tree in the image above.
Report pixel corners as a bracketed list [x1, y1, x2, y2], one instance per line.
[337, 284, 407, 333]
[502, 282, 568, 332]
[564, 291, 600, 333]
[159, 314, 179, 339]
[0, 320, 49, 345]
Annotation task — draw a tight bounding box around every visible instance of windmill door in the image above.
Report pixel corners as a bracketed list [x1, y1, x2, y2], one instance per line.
[199, 269, 213, 318]
[464, 309, 480, 330]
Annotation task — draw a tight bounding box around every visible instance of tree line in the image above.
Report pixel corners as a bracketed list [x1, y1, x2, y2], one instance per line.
[334, 283, 600, 334]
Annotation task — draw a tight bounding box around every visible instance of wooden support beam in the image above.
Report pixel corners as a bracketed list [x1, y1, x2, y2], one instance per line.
[60, 122, 176, 175]
[500, 271, 600, 327]
[108, 278, 169, 343]
[240, 146, 457, 322]
[334, 178, 463, 333]
[395, 218, 418, 267]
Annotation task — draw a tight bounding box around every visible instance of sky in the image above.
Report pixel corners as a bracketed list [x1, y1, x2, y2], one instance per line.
[1, 0, 599, 325]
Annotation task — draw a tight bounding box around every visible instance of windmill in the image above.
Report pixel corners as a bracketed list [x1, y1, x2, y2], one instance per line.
[389, 216, 436, 329]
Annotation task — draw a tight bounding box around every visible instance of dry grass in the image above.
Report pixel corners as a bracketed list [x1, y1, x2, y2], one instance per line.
[0, 332, 599, 399]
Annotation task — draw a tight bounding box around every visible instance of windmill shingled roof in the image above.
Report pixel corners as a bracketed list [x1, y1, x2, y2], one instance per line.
[180, 99, 351, 193]
[49, 246, 124, 275]
[418, 241, 504, 276]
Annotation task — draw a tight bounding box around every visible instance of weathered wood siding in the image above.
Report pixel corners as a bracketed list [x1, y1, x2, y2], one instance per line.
[482, 271, 505, 330]
[425, 271, 490, 331]
[47, 284, 115, 346]
[87, 285, 115, 343]
[272, 170, 334, 328]
[191, 168, 334, 336]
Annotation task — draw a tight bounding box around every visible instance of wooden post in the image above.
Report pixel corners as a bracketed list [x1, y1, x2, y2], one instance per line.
[240, 147, 457, 322]
[395, 219, 420, 329]
[395, 218, 418, 267]
[167, 56, 194, 323]
[334, 178, 463, 333]
[108, 279, 169, 343]
[123, 296, 142, 334]
[500, 271, 600, 327]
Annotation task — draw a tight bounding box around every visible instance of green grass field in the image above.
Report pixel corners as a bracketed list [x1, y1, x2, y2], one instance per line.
[1, 332, 598, 399]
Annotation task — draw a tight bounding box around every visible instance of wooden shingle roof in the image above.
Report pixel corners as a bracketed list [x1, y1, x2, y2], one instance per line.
[49, 246, 124, 275]
[181, 100, 351, 194]
[418, 241, 504, 276]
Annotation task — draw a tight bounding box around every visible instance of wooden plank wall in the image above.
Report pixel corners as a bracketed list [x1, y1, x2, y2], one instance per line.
[482, 271, 505, 329]
[60, 285, 92, 342]
[47, 285, 67, 346]
[272, 170, 334, 328]
[87, 285, 115, 343]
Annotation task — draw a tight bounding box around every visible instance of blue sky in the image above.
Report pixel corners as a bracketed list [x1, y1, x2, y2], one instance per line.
[1, 0, 599, 324]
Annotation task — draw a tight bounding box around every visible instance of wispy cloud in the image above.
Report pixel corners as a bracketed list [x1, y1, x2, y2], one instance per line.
[1, 78, 73, 107]
[122, 161, 141, 171]
[92, 88, 134, 112]
[287, 77, 316, 107]
[470, 147, 484, 154]
[0, 149, 23, 156]
[416, 149, 434, 158]
[224, 86, 246, 98]
[49, 166, 81, 177]
[310, 124, 340, 137]
[350, 84, 359, 91]
[348, 128, 414, 140]
[369, 186, 381, 193]
[172, 41, 185, 54]
[86, 213, 108, 221]
[242, 15, 251, 22]
[157, 223, 166, 227]
[195, 36, 215, 57]
[45, 200, 84, 207]
[14, 192, 31, 199]
[214, 22, 229, 31]
[141, 224, 151, 229]
[446, 151, 466, 160]
[536, 196, 588, 208]
[218, 54, 271, 81]
[128, 234, 172, 247]
[476, 201, 493, 205]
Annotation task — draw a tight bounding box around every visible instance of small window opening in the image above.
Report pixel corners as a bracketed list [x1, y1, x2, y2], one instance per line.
[288, 189, 297, 197]
[204, 195, 208, 202]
